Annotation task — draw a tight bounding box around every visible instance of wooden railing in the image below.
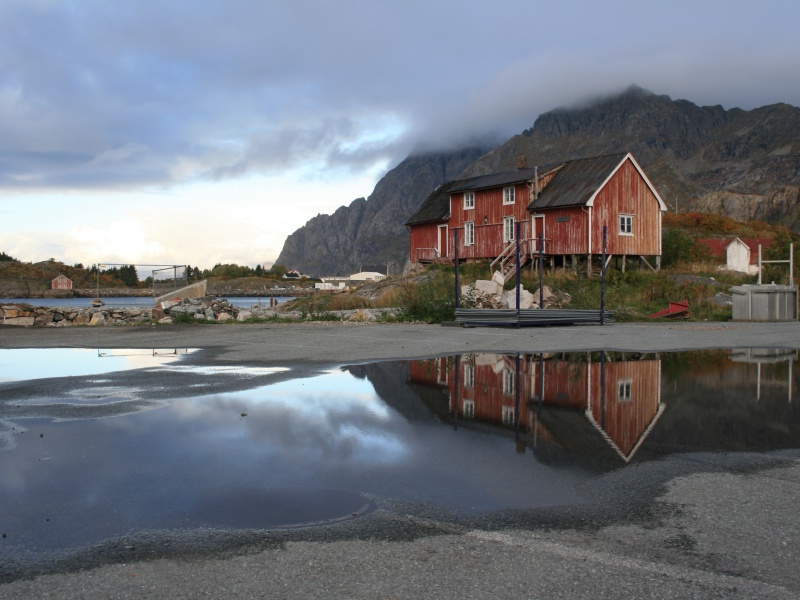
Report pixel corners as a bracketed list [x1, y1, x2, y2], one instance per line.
[416, 247, 440, 262]
[490, 238, 538, 283]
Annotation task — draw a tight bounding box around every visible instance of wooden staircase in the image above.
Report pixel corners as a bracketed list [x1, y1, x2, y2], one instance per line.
[490, 241, 531, 284]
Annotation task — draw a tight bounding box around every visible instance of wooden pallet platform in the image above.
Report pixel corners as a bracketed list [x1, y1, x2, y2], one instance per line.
[453, 308, 615, 327]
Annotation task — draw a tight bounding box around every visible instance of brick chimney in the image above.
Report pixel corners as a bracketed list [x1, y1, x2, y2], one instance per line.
[516, 154, 527, 169]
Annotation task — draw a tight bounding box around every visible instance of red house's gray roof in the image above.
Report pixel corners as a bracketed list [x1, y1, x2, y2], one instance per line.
[404, 177, 476, 226]
[527, 153, 629, 210]
[406, 152, 664, 226]
[406, 164, 559, 226]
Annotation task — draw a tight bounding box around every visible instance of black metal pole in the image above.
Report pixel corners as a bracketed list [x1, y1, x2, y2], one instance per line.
[601, 225, 607, 326]
[453, 354, 460, 431]
[537, 354, 544, 417]
[454, 227, 460, 310]
[538, 232, 544, 309]
[600, 351, 606, 430]
[515, 222, 521, 320]
[514, 353, 521, 447]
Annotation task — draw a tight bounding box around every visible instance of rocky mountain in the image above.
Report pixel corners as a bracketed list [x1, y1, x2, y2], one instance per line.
[275, 147, 490, 276]
[277, 86, 800, 276]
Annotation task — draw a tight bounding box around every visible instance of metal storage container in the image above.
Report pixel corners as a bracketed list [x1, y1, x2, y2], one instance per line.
[730, 284, 798, 321]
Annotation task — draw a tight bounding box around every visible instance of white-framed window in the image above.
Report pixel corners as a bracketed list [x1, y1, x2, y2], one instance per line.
[464, 221, 474, 246]
[502, 216, 515, 243]
[463, 363, 474, 388]
[503, 186, 515, 205]
[501, 406, 515, 425]
[464, 192, 475, 210]
[437, 357, 448, 385]
[463, 399, 475, 419]
[502, 368, 514, 395]
[619, 214, 633, 236]
[618, 379, 633, 402]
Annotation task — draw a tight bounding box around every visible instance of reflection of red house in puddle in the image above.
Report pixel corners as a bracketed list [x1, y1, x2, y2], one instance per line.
[408, 353, 663, 463]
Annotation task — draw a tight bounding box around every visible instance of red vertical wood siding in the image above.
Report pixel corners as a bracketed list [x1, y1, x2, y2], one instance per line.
[590, 159, 662, 256]
[531, 158, 661, 257]
[409, 222, 442, 262]
[588, 360, 661, 456]
[532, 208, 590, 255]
[450, 182, 534, 260]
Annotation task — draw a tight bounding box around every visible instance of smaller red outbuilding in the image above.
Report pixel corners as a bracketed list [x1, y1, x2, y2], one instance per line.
[51, 274, 73, 290]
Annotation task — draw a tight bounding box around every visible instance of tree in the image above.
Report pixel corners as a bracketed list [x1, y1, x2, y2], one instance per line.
[119, 264, 139, 287]
[661, 229, 701, 267]
[269, 264, 288, 277]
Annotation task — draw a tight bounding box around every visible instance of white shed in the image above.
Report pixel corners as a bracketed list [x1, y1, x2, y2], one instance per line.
[726, 238, 756, 274]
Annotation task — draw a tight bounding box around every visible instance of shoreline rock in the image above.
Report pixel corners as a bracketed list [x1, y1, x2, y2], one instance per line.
[1, 297, 399, 327]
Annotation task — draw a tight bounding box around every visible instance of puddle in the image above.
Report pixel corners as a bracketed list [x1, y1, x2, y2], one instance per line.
[0, 347, 798, 559]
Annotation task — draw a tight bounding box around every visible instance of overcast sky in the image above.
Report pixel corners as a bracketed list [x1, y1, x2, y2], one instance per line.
[2, 0, 799, 271]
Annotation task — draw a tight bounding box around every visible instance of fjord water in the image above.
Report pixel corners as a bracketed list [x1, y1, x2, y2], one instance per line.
[0, 348, 798, 559]
[1, 296, 294, 309]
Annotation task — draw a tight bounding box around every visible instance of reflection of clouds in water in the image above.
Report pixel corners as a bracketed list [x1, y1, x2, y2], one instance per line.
[0, 418, 25, 452]
[169, 372, 410, 466]
[337, 425, 409, 465]
[156, 365, 290, 377]
[0, 348, 191, 382]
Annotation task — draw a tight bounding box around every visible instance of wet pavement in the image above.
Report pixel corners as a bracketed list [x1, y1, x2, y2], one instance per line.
[2, 322, 800, 598]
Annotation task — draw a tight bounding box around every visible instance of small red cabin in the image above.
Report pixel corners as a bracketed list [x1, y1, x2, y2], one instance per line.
[51, 274, 73, 290]
[406, 152, 667, 277]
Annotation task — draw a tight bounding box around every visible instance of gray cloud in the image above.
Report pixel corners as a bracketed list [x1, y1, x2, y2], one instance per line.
[1, 0, 798, 192]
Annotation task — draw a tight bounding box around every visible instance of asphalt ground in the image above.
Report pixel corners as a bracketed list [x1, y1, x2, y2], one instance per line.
[2, 321, 800, 598]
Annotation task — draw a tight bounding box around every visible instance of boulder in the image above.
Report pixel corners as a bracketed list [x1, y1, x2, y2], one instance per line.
[34, 313, 54, 326]
[216, 312, 234, 322]
[492, 271, 506, 286]
[236, 310, 253, 321]
[158, 317, 173, 324]
[474, 279, 503, 296]
[89, 312, 106, 326]
[504, 287, 536, 309]
[2, 307, 30, 319]
[160, 298, 182, 311]
[3, 316, 35, 326]
[349, 309, 376, 323]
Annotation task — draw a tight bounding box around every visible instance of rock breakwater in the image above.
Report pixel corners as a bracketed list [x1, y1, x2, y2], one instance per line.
[1, 297, 397, 326]
[1, 297, 264, 327]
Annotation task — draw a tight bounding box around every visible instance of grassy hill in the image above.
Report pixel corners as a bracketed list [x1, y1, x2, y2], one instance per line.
[0, 260, 133, 297]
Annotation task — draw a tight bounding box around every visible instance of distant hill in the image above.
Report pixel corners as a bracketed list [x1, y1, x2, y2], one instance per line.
[277, 86, 800, 276]
[0, 260, 132, 298]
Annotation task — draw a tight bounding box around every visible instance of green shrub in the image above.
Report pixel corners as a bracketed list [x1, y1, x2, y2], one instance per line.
[662, 229, 701, 266]
[396, 270, 456, 323]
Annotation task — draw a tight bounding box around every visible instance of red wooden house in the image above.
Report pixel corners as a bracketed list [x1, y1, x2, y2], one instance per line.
[406, 152, 667, 277]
